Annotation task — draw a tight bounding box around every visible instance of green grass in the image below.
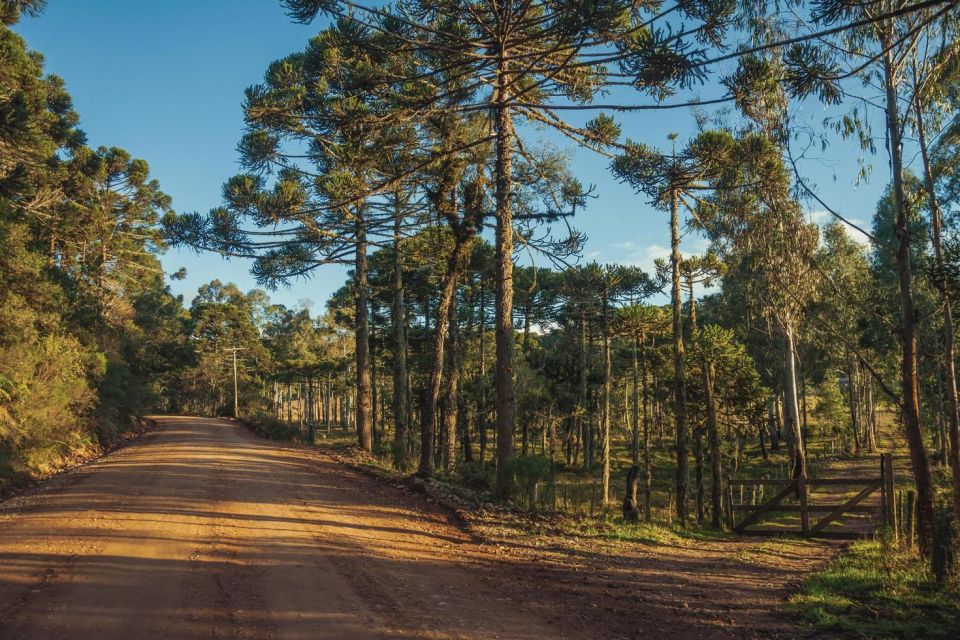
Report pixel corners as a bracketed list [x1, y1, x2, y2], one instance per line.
[787, 538, 960, 639]
[561, 514, 735, 545]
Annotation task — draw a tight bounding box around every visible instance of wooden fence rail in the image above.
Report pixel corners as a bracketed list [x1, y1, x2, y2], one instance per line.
[731, 453, 897, 540]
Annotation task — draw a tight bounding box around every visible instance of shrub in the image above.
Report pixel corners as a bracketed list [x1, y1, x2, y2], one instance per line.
[244, 413, 301, 441]
[509, 455, 552, 508]
[457, 460, 494, 491]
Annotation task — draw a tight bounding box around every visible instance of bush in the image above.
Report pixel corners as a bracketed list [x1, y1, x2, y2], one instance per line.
[457, 460, 494, 491]
[244, 413, 301, 441]
[0, 325, 98, 483]
[509, 455, 552, 508]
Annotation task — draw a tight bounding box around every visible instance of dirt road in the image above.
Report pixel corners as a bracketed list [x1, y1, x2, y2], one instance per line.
[0, 417, 830, 639]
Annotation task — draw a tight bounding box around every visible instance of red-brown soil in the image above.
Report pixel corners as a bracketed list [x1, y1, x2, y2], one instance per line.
[0, 417, 837, 639]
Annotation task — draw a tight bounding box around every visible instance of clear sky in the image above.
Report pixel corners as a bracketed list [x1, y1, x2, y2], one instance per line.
[14, 1, 891, 311]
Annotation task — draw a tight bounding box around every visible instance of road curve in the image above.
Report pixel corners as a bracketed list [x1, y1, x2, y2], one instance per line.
[0, 417, 582, 640]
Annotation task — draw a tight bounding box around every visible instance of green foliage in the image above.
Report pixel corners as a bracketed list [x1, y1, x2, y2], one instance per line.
[509, 455, 552, 507]
[244, 412, 301, 442]
[788, 540, 960, 638]
[456, 460, 494, 492]
[0, 15, 187, 485]
[811, 373, 847, 438]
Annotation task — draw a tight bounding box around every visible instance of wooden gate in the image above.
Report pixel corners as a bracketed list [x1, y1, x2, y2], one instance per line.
[730, 453, 896, 539]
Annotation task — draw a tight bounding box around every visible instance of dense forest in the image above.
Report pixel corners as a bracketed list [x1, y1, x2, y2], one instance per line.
[2, 0, 960, 631]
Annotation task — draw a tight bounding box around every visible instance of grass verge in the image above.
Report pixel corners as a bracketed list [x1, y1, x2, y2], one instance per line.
[787, 537, 960, 638]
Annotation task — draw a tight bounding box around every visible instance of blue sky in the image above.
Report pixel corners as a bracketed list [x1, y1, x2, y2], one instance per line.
[14, 1, 890, 311]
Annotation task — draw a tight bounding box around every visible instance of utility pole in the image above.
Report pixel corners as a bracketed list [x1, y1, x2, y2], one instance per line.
[224, 347, 243, 418]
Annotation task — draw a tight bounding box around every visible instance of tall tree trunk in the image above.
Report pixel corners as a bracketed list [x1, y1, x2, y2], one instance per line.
[641, 336, 652, 522]
[602, 298, 612, 506]
[915, 87, 960, 531]
[391, 205, 409, 468]
[578, 311, 589, 468]
[419, 236, 474, 477]
[631, 334, 640, 465]
[355, 210, 373, 451]
[442, 296, 462, 471]
[847, 353, 862, 456]
[463, 289, 475, 464]
[783, 321, 806, 479]
[324, 376, 331, 434]
[586, 326, 595, 471]
[881, 33, 935, 558]
[670, 188, 689, 526]
[705, 361, 722, 529]
[799, 350, 809, 445]
[689, 278, 705, 524]
[371, 344, 379, 447]
[493, 89, 516, 500]
[478, 280, 488, 465]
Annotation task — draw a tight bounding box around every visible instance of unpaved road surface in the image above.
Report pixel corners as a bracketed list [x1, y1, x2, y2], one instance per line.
[0, 417, 830, 639]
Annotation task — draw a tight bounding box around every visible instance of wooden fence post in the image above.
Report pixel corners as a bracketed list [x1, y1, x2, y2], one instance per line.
[880, 453, 896, 539]
[725, 481, 734, 530]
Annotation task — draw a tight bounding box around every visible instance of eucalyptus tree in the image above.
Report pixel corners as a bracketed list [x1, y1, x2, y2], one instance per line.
[909, 18, 960, 535]
[800, 0, 960, 560]
[695, 129, 817, 483]
[812, 222, 878, 454]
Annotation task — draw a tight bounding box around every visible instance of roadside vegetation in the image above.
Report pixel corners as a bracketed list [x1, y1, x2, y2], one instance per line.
[789, 537, 960, 638]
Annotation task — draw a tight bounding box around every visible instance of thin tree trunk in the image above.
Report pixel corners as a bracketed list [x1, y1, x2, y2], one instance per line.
[602, 299, 612, 506]
[578, 311, 588, 469]
[882, 33, 935, 558]
[419, 236, 474, 477]
[847, 353, 862, 456]
[705, 361, 722, 529]
[915, 84, 960, 531]
[391, 206, 409, 467]
[631, 334, 640, 465]
[371, 343, 379, 447]
[689, 278, 704, 524]
[478, 280, 488, 465]
[493, 88, 516, 500]
[442, 295, 462, 471]
[641, 336, 652, 522]
[355, 210, 373, 452]
[783, 322, 806, 479]
[670, 188, 689, 525]
[463, 289, 475, 464]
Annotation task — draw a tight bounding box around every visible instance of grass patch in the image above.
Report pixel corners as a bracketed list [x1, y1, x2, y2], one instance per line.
[567, 517, 734, 546]
[787, 539, 960, 638]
